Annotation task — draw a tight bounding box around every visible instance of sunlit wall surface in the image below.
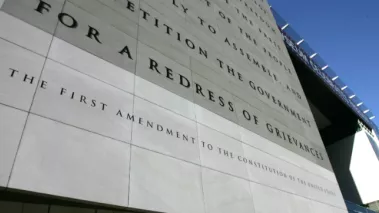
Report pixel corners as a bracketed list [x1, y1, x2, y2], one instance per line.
[328, 130, 379, 205]
[352, 132, 379, 204]
[0, 0, 348, 212]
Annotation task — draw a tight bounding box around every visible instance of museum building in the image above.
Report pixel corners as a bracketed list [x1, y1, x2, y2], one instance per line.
[0, 0, 377, 213]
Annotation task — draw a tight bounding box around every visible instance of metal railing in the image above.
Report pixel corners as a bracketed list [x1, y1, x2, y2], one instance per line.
[270, 8, 379, 137]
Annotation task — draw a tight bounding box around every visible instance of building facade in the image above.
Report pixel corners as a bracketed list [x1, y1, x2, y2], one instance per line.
[0, 0, 348, 212]
[272, 8, 379, 212]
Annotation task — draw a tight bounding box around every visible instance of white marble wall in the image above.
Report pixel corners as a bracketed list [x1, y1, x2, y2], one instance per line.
[0, 0, 348, 212]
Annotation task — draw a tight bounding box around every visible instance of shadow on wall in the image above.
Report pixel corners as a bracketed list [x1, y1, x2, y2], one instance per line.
[327, 131, 363, 205]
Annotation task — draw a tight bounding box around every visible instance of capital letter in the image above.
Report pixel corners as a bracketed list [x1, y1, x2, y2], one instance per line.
[87, 26, 102, 44]
[58, 13, 78, 28]
[35, 0, 51, 14]
[119, 45, 133, 60]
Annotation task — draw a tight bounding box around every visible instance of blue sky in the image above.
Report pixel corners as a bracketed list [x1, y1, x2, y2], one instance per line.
[268, 0, 379, 126]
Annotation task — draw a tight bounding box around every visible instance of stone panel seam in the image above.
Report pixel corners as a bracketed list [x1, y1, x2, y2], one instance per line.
[131, 3, 301, 106]
[236, 104, 259, 213]
[2, 108, 345, 211]
[0, 82, 334, 186]
[0, 0, 338, 196]
[127, 0, 142, 207]
[0, 30, 316, 148]
[43, 40, 328, 179]
[187, 55, 321, 149]
[132, 29, 319, 145]
[191, 57, 209, 213]
[211, 1, 282, 65]
[5, 0, 67, 188]
[0, 32, 46, 58]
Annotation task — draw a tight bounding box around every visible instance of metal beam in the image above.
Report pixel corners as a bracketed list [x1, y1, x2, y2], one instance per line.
[349, 95, 356, 99]
[364, 109, 370, 114]
[310, 53, 318, 59]
[341, 86, 348, 90]
[297, 39, 304, 45]
[357, 102, 363, 107]
[281, 23, 289, 30]
[321, 65, 329, 70]
[332, 76, 339, 81]
[370, 116, 376, 120]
